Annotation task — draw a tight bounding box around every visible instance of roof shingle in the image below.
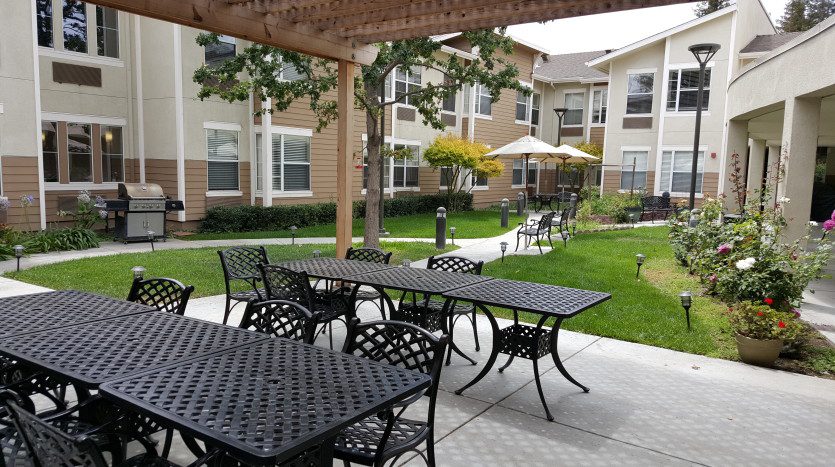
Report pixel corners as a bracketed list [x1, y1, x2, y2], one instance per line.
[534, 50, 610, 82]
[740, 33, 802, 53]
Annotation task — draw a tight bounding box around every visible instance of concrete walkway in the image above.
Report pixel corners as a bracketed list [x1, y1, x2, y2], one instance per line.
[801, 236, 835, 344]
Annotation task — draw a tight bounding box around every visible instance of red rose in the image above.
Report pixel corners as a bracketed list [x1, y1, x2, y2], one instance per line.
[764, 298, 774, 305]
[778, 321, 786, 328]
[757, 311, 764, 316]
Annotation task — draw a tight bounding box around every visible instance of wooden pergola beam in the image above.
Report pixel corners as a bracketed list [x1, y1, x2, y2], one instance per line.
[84, 0, 378, 65]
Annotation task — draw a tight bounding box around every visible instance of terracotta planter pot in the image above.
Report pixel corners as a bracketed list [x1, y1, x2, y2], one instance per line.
[735, 334, 782, 367]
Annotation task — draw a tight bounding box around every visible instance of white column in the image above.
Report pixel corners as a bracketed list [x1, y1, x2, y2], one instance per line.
[764, 144, 782, 207]
[134, 16, 146, 183]
[173, 25, 186, 223]
[30, 0, 46, 230]
[720, 119, 749, 199]
[780, 97, 821, 241]
[746, 139, 766, 194]
[261, 98, 273, 206]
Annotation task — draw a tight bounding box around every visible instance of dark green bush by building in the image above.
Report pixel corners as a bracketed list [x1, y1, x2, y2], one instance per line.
[199, 192, 473, 233]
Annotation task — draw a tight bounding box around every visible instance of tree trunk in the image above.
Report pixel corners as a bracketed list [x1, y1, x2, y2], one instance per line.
[363, 81, 382, 248]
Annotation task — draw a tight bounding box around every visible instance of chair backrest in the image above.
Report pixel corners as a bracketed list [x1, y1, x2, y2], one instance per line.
[239, 300, 319, 344]
[427, 256, 483, 275]
[555, 208, 571, 233]
[258, 264, 314, 309]
[641, 196, 670, 210]
[538, 211, 556, 231]
[0, 390, 108, 467]
[127, 277, 194, 315]
[555, 192, 573, 203]
[218, 246, 269, 281]
[345, 247, 392, 264]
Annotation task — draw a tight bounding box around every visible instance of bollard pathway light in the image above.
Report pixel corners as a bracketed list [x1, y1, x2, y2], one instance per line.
[500, 198, 509, 228]
[679, 291, 693, 331]
[290, 225, 298, 245]
[312, 249, 321, 258]
[629, 212, 636, 226]
[500, 241, 508, 263]
[636, 254, 646, 279]
[435, 207, 447, 249]
[132, 266, 146, 280]
[14, 245, 24, 272]
[562, 230, 570, 248]
[402, 259, 411, 267]
[449, 226, 456, 245]
[147, 230, 155, 252]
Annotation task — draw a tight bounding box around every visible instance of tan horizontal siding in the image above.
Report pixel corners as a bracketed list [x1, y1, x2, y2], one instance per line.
[1, 156, 41, 229]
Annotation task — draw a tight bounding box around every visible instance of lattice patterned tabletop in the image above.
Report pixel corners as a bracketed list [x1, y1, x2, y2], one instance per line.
[0, 312, 268, 386]
[100, 338, 430, 464]
[0, 290, 154, 338]
[442, 279, 611, 318]
[346, 267, 493, 294]
[277, 258, 396, 281]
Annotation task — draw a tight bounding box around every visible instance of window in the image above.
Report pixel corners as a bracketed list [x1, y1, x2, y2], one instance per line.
[592, 89, 608, 124]
[527, 161, 538, 186]
[207, 129, 239, 191]
[67, 122, 92, 182]
[660, 149, 705, 193]
[626, 73, 654, 114]
[471, 173, 488, 187]
[512, 159, 524, 186]
[63, 0, 87, 53]
[362, 149, 391, 190]
[620, 150, 648, 190]
[440, 167, 454, 188]
[205, 35, 236, 67]
[442, 76, 456, 112]
[101, 126, 123, 182]
[475, 83, 492, 116]
[276, 55, 304, 81]
[256, 132, 312, 192]
[531, 92, 541, 126]
[35, 0, 53, 48]
[667, 68, 711, 112]
[516, 90, 530, 122]
[42, 121, 59, 182]
[393, 144, 419, 188]
[95, 6, 118, 58]
[564, 92, 584, 126]
[394, 67, 422, 106]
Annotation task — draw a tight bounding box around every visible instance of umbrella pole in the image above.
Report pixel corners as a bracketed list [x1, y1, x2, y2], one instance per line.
[561, 159, 567, 196]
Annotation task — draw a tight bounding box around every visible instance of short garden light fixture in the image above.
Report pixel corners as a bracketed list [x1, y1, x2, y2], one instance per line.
[290, 225, 298, 245]
[629, 212, 636, 225]
[132, 266, 146, 280]
[449, 226, 456, 245]
[679, 291, 693, 331]
[570, 218, 578, 236]
[561, 230, 570, 248]
[636, 253, 646, 279]
[147, 230, 155, 252]
[500, 241, 508, 262]
[13, 245, 24, 272]
[402, 259, 411, 267]
[312, 249, 321, 258]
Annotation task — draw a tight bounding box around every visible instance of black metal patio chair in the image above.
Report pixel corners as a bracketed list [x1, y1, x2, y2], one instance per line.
[515, 211, 556, 254]
[259, 264, 350, 349]
[344, 247, 392, 318]
[127, 277, 194, 316]
[640, 192, 674, 223]
[238, 300, 320, 345]
[334, 319, 448, 467]
[0, 390, 220, 467]
[218, 246, 270, 325]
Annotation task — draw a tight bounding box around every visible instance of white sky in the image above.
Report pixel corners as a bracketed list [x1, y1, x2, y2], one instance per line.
[507, 0, 789, 54]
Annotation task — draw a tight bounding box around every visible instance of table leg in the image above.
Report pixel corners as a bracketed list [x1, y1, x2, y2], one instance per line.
[441, 298, 477, 366]
[455, 304, 500, 396]
[551, 317, 589, 393]
[532, 315, 555, 422]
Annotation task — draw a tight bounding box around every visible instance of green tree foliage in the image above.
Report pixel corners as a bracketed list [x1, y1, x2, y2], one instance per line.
[808, 0, 835, 25]
[694, 0, 731, 17]
[422, 135, 503, 194]
[778, 0, 834, 32]
[193, 31, 528, 247]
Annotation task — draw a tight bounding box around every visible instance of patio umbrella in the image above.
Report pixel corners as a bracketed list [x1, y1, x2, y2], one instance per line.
[534, 144, 600, 194]
[485, 136, 562, 194]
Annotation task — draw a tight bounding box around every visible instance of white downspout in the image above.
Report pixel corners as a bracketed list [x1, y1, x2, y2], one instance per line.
[173, 25, 186, 223]
[134, 15, 146, 183]
[30, 0, 46, 230]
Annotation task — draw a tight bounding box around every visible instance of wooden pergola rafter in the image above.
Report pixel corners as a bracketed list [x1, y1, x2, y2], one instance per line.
[84, 0, 693, 255]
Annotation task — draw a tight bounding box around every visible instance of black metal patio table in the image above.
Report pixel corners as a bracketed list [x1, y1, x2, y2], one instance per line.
[0, 290, 154, 339]
[441, 279, 610, 421]
[277, 257, 397, 281]
[99, 337, 431, 466]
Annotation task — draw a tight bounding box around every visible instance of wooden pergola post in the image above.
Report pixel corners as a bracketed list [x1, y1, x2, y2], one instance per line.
[336, 60, 355, 257]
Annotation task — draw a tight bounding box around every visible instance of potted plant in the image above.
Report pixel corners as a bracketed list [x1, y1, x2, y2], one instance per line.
[727, 300, 802, 366]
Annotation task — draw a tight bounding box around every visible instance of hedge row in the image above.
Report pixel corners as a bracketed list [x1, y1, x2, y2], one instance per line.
[198, 192, 473, 233]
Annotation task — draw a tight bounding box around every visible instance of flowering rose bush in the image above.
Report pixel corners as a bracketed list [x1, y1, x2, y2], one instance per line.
[726, 301, 803, 342]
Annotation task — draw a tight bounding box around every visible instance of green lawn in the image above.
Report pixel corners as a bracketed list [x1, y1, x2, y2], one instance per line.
[181, 209, 527, 241]
[6, 242, 456, 300]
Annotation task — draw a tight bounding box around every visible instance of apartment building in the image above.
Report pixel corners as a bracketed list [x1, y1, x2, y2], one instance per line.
[587, 0, 776, 203]
[0, 1, 548, 230]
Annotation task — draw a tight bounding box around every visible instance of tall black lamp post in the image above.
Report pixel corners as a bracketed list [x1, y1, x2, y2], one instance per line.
[553, 108, 568, 192]
[687, 43, 720, 211]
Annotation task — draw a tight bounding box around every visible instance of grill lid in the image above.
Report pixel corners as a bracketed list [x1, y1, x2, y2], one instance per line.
[118, 183, 165, 200]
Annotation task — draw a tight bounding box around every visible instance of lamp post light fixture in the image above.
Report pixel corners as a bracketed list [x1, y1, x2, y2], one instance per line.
[312, 249, 321, 258]
[13, 245, 24, 272]
[290, 225, 298, 245]
[553, 108, 568, 146]
[635, 253, 646, 279]
[570, 218, 578, 236]
[132, 266, 146, 280]
[449, 226, 456, 245]
[500, 241, 508, 262]
[679, 291, 693, 331]
[687, 43, 720, 211]
[402, 259, 411, 268]
[147, 230, 155, 252]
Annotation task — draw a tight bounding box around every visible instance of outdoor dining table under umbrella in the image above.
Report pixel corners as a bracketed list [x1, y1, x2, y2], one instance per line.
[534, 144, 600, 195]
[486, 136, 563, 198]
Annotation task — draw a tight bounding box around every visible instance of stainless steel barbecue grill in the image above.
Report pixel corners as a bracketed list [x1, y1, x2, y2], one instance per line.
[102, 183, 184, 243]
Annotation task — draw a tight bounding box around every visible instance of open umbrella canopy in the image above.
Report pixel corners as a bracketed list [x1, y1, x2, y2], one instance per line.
[534, 144, 600, 164]
[486, 136, 562, 159]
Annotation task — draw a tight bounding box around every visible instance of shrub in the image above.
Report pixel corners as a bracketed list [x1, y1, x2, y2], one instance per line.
[199, 192, 473, 233]
[579, 193, 641, 224]
[57, 190, 107, 230]
[727, 301, 803, 343]
[0, 226, 99, 260]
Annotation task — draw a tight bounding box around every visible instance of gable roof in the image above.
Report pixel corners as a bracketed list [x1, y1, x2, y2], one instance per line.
[586, 4, 738, 70]
[533, 50, 611, 83]
[435, 31, 550, 55]
[740, 33, 803, 54]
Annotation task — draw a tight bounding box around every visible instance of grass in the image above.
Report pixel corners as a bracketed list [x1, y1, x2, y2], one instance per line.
[180, 209, 527, 241]
[5, 241, 457, 300]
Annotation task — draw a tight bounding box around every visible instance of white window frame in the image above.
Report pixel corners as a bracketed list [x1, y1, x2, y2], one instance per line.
[275, 54, 304, 81]
[511, 159, 536, 188]
[100, 125, 125, 183]
[619, 147, 650, 192]
[591, 89, 608, 125]
[205, 34, 236, 67]
[61, 0, 88, 55]
[658, 146, 708, 197]
[391, 143, 421, 189]
[563, 90, 585, 127]
[515, 82, 532, 125]
[441, 75, 456, 114]
[666, 63, 713, 113]
[360, 135, 421, 194]
[95, 5, 119, 59]
[255, 125, 313, 196]
[530, 91, 541, 128]
[474, 83, 492, 118]
[625, 70, 656, 116]
[205, 122, 241, 194]
[41, 121, 60, 183]
[392, 66, 422, 107]
[66, 122, 93, 184]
